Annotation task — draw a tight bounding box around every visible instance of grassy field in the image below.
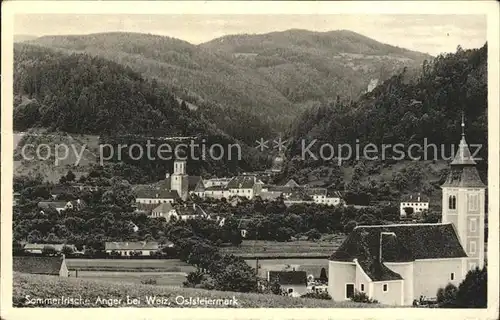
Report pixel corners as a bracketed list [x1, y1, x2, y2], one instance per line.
[74, 271, 187, 287]
[13, 272, 384, 308]
[221, 238, 344, 258]
[66, 259, 196, 272]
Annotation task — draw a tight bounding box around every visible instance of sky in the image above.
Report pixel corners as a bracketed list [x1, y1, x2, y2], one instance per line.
[14, 14, 487, 56]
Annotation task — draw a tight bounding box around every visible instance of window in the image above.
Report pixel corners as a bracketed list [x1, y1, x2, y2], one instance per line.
[383, 284, 388, 292]
[345, 284, 355, 299]
[469, 241, 477, 254]
[450, 273, 455, 281]
[449, 195, 457, 209]
[360, 284, 365, 292]
[468, 194, 479, 211]
[470, 218, 477, 232]
[288, 288, 293, 294]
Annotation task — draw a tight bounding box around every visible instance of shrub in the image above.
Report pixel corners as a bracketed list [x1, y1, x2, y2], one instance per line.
[301, 291, 332, 300]
[141, 278, 157, 285]
[436, 283, 458, 307]
[41, 245, 57, 256]
[350, 290, 378, 304]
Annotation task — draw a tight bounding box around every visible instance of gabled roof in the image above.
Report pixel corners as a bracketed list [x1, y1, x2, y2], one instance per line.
[268, 271, 307, 286]
[356, 259, 403, 282]
[283, 179, 300, 188]
[227, 176, 256, 189]
[400, 194, 430, 202]
[331, 223, 467, 263]
[135, 188, 179, 199]
[305, 188, 327, 196]
[175, 203, 207, 216]
[13, 256, 64, 275]
[135, 203, 158, 212]
[153, 202, 174, 213]
[38, 201, 67, 209]
[105, 241, 159, 251]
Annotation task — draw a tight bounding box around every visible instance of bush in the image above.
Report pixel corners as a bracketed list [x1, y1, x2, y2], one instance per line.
[436, 283, 458, 307]
[350, 290, 378, 304]
[41, 245, 57, 256]
[141, 278, 157, 285]
[301, 291, 332, 300]
[437, 266, 487, 308]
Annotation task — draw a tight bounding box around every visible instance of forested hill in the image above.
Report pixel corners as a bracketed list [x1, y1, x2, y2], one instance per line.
[282, 44, 488, 189]
[13, 44, 270, 178]
[14, 43, 217, 136]
[27, 30, 430, 130]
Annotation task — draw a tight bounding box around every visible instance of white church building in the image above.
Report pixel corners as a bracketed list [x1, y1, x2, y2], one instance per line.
[328, 121, 486, 306]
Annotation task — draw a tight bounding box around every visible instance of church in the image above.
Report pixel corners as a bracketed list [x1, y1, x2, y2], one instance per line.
[328, 120, 486, 306]
[135, 160, 204, 208]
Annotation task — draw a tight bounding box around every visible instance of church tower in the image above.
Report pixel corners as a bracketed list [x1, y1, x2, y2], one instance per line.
[441, 114, 486, 272]
[171, 160, 189, 201]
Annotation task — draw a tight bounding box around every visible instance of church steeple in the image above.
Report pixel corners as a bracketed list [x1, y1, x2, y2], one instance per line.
[441, 113, 486, 272]
[442, 114, 485, 187]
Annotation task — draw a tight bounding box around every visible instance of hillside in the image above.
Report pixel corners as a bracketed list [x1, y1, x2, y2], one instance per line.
[201, 29, 431, 105]
[280, 44, 488, 206]
[27, 30, 430, 129]
[13, 273, 382, 308]
[13, 44, 269, 181]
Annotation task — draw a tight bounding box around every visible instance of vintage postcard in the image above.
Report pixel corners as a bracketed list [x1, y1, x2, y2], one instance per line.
[1, 1, 499, 320]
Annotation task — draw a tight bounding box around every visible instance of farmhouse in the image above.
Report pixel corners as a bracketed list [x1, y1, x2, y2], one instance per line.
[400, 194, 430, 217]
[13, 256, 69, 277]
[268, 270, 308, 297]
[105, 241, 159, 256]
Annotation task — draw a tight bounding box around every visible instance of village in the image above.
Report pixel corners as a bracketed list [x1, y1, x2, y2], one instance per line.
[12, 120, 487, 307]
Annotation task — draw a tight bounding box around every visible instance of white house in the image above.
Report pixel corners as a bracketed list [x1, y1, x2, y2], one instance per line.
[105, 241, 159, 256]
[203, 185, 231, 199]
[400, 194, 429, 217]
[227, 175, 262, 199]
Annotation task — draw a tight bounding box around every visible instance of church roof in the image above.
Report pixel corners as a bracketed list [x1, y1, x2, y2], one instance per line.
[330, 223, 467, 265]
[227, 176, 257, 189]
[135, 188, 179, 199]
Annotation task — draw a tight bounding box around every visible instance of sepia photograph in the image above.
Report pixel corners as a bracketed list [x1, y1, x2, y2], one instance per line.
[1, 1, 499, 319]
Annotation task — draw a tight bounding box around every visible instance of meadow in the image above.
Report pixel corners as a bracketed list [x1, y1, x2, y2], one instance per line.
[66, 259, 196, 272]
[221, 238, 344, 258]
[74, 271, 188, 286]
[13, 272, 385, 308]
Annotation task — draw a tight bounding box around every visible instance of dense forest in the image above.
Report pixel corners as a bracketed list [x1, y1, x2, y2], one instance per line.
[280, 44, 488, 196]
[13, 44, 270, 178]
[26, 30, 428, 130]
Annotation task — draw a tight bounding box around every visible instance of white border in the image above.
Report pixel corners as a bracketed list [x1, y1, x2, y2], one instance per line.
[2, 1, 499, 320]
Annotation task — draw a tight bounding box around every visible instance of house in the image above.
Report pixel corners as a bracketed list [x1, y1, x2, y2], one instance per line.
[283, 179, 300, 188]
[23, 243, 77, 254]
[268, 271, 308, 297]
[259, 191, 283, 201]
[37, 201, 68, 213]
[105, 241, 159, 256]
[328, 223, 469, 306]
[203, 185, 230, 199]
[173, 203, 209, 221]
[400, 194, 430, 217]
[13, 256, 69, 277]
[151, 202, 176, 219]
[307, 189, 342, 206]
[227, 175, 262, 199]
